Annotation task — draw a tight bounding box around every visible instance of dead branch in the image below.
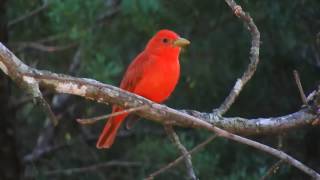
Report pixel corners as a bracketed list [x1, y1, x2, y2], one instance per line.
[261, 160, 284, 180]
[181, 108, 315, 135]
[164, 125, 197, 180]
[294, 70, 308, 105]
[96, 5, 121, 24]
[8, 2, 49, 28]
[34, 94, 59, 126]
[14, 42, 78, 53]
[8, 91, 51, 110]
[77, 105, 148, 125]
[24, 161, 141, 178]
[23, 141, 66, 163]
[35, 33, 67, 43]
[216, 0, 260, 115]
[22, 47, 82, 164]
[146, 135, 217, 180]
[213, 126, 320, 179]
[0, 42, 319, 178]
[96, 0, 121, 27]
[23, 128, 165, 164]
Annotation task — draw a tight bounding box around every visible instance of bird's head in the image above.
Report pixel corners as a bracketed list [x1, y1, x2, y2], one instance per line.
[145, 29, 190, 56]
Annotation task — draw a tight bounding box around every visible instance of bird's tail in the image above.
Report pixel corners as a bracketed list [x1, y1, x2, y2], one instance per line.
[96, 108, 127, 149]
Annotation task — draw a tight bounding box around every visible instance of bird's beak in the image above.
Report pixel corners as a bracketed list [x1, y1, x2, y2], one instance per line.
[173, 37, 190, 47]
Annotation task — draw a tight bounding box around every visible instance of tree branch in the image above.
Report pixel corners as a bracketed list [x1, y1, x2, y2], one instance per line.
[181, 108, 315, 135]
[1, 42, 317, 134]
[14, 42, 78, 53]
[0, 42, 319, 178]
[293, 70, 307, 105]
[22, 47, 82, 164]
[261, 160, 284, 180]
[24, 161, 141, 178]
[33, 94, 59, 126]
[77, 105, 147, 125]
[164, 125, 197, 180]
[8, 2, 49, 28]
[216, 1, 260, 115]
[146, 135, 217, 180]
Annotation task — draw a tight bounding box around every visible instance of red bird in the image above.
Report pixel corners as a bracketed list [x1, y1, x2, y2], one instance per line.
[96, 29, 190, 149]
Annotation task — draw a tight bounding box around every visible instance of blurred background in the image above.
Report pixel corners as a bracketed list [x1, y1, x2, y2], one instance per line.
[1, 0, 320, 179]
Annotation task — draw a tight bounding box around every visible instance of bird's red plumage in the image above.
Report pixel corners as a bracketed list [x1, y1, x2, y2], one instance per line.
[96, 29, 187, 149]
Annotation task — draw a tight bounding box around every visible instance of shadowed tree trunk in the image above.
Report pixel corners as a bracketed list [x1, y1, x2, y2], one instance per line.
[0, 0, 21, 179]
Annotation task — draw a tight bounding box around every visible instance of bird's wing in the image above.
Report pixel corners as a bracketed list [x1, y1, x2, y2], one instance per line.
[118, 51, 153, 128]
[120, 51, 152, 92]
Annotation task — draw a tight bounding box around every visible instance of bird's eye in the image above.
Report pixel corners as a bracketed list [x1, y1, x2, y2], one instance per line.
[162, 38, 169, 43]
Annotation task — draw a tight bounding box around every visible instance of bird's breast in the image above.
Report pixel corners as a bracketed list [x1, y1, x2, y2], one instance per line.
[134, 58, 180, 103]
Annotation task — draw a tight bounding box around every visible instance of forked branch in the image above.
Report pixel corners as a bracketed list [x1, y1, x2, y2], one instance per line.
[0, 42, 319, 179]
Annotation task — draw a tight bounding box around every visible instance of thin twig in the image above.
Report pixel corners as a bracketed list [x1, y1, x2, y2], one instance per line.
[36, 33, 67, 43]
[146, 135, 217, 180]
[22, 47, 83, 164]
[23, 128, 165, 164]
[15, 42, 78, 53]
[24, 161, 141, 178]
[260, 136, 285, 180]
[23, 141, 66, 163]
[22, 76, 59, 126]
[293, 70, 307, 105]
[68, 47, 82, 76]
[261, 160, 284, 180]
[76, 105, 148, 125]
[9, 91, 51, 110]
[34, 96, 59, 126]
[208, 126, 320, 179]
[216, 1, 260, 115]
[96, 6, 121, 24]
[8, 2, 49, 28]
[9, 33, 68, 51]
[164, 125, 197, 180]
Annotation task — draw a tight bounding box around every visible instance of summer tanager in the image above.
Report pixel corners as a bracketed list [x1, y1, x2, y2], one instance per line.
[96, 29, 190, 149]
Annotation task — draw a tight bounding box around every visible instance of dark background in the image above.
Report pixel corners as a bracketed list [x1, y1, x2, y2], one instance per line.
[0, 0, 320, 179]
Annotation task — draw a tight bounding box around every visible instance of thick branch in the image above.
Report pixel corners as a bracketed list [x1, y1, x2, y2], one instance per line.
[0, 43, 319, 178]
[181, 108, 315, 135]
[0, 42, 317, 134]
